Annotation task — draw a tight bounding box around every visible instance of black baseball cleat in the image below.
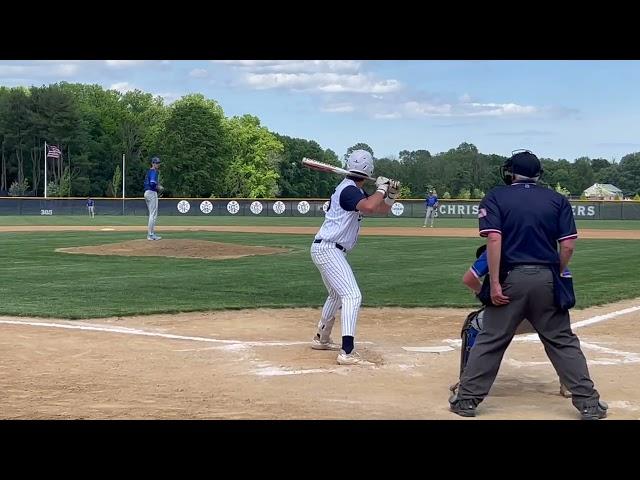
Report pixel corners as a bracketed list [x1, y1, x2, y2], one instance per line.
[449, 398, 477, 417]
[580, 401, 608, 420]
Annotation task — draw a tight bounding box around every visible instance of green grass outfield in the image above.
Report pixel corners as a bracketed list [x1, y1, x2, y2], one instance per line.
[0, 215, 639, 230]
[0, 230, 638, 318]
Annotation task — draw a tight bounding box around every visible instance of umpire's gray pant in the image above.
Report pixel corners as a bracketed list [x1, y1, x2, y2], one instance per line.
[144, 190, 158, 237]
[457, 265, 601, 411]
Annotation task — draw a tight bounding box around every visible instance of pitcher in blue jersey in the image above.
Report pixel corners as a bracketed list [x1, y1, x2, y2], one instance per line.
[143, 156, 163, 241]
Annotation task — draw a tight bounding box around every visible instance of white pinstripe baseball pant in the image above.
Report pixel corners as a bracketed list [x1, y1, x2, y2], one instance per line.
[310, 240, 362, 339]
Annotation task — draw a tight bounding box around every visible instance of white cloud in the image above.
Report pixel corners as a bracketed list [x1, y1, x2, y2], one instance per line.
[110, 82, 134, 93]
[244, 72, 401, 94]
[214, 60, 361, 73]
[0, 63, 79, 78]
[403, 101, 453, 116]
[373, 100, 539, 119]
[105, 60, 146, 68]
[52, 64, 80, 76]
[0, 65, 30, 76]
[189, 68, 209, 78]
[321, 103, 355, 113]
[465, 102, 538, 116]
[373, 112, 401, 120]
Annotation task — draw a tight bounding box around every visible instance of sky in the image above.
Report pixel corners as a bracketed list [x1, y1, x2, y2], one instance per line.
[1, 60, 639, 161]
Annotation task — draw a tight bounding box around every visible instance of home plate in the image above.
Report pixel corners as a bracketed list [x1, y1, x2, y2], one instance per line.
[402, 346, 455, 353]
[101, 228, 115, 231]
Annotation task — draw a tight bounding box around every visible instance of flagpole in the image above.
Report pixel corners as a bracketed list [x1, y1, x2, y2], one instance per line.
[44, 141, 47, 198]
[68, 146, 71, 198]
[122, 153, 125, 215]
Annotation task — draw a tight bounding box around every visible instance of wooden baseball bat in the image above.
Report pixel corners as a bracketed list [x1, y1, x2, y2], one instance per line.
[301, 157, 376, 182]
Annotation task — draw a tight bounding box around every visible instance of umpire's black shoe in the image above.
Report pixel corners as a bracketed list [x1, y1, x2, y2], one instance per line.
[580, 401, 608, 420]
[449, 398, 477, 417]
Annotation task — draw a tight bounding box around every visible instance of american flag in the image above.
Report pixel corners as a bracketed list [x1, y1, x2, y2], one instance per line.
[47, 145, 62, 159]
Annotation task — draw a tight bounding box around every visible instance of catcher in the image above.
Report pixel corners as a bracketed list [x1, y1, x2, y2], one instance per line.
[450, 244, 572, 398]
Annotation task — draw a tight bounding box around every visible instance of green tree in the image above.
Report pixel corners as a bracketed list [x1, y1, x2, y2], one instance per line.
[111, 164, 122, 198]
[275, 135, 338, 197]
[223, 115, 284, 198]
[591, 158, 611, 173]
[555, 182, 571, 197]
[571, 157, 595, 194]
[458, 188, 471, 199]
[617, 153, 640, 195]
[159, 94, 227, 197]
[398, 185, 412, 199]
[398, 149, 432, 197]
[8, 178, 29, 196]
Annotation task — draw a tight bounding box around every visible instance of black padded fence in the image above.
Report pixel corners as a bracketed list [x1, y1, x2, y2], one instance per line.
[0, 197, 639, 220]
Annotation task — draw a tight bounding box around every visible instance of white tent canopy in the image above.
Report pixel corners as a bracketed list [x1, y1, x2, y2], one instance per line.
[582, 183, 623, 199]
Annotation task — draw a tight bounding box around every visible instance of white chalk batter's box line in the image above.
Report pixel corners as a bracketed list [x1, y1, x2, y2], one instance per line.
[437, 305, 640, 365]
[1, 304, 639, 373]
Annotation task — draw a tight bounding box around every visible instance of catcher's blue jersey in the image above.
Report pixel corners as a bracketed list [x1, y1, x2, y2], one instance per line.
[470, 250, 571, 279]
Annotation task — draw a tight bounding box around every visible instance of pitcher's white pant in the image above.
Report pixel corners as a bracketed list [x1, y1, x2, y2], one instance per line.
[144, 190, 158, 236]
[310, 241, 362, 338]
[88, 206, 95, 218]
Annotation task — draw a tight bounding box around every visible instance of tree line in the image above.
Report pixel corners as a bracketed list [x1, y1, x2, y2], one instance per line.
[0, 83, 638, 199]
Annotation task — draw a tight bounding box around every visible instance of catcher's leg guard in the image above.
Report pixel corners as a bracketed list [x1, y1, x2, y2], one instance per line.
[451, 308, 484, 393]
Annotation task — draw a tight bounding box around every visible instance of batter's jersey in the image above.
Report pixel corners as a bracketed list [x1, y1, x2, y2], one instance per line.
[315, 178, 368, 251]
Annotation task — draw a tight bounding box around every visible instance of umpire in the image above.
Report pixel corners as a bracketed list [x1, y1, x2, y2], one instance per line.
[449, 150, 608, 420]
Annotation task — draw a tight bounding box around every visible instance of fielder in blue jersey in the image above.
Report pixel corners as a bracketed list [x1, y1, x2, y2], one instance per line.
[86, 197, 95, 218]
[423, 190, 438, 227]
[143, 157, 163, 241]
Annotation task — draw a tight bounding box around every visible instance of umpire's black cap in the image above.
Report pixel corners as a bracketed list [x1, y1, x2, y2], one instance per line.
[510, 150, 542, 178]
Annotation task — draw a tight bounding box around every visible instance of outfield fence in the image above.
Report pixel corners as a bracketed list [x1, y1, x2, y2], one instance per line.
[1, 197, 640, 220]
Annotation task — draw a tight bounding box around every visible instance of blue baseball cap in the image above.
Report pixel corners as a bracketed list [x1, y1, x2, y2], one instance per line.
[151, 157, 161, 164]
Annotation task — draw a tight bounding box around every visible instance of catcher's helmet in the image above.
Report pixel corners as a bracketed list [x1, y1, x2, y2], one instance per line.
[346, 150, 374, 177]
[500, 149, 543, 185]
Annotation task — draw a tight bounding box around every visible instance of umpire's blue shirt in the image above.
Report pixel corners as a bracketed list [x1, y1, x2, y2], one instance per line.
[478, 180, 577, 268]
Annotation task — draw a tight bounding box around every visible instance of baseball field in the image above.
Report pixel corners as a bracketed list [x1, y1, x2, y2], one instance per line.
[1, 215, 639, 419]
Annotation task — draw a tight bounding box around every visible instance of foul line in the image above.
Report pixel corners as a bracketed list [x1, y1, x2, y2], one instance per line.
[0, 319, 308, 347]
[515, 305, 640, 343]
[440, 305, 640, 365]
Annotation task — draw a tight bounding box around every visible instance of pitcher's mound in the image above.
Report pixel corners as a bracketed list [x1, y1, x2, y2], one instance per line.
[56, 239, 291, 260]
